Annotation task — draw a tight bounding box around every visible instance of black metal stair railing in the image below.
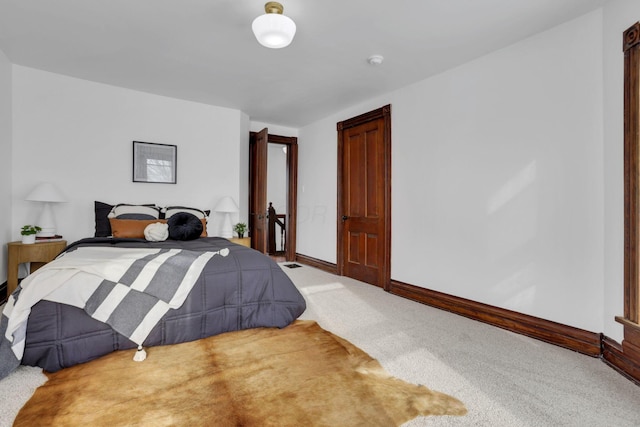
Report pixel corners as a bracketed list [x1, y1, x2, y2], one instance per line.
[268, 202, 286, 255]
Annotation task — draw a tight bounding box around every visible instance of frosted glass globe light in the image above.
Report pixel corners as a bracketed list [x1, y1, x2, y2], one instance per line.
[252, 2, 296, 49]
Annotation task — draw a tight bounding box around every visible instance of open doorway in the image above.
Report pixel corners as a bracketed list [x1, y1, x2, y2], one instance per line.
[267, 143, 288, 257]
[249, 130, 298, 261]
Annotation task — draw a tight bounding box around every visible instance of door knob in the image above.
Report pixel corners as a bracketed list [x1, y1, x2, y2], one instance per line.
[342, 215, 349, 221]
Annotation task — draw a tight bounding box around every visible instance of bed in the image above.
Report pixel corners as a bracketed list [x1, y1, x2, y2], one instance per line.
[0, 202, 306, 379]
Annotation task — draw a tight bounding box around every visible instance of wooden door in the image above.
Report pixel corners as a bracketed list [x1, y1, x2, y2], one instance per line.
[337, 105, 391, 289]
[250, 128, 268, 253]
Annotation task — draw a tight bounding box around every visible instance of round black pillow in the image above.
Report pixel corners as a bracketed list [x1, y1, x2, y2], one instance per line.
[167, 212, 203, 241]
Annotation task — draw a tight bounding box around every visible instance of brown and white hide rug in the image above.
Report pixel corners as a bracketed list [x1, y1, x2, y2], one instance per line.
[15, 320, 466, 426]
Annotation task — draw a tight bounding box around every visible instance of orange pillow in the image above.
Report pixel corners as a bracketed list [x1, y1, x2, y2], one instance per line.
[199, 218, 208, 237]
[109, 218, 167, 238]
[109, 218, 207, 238]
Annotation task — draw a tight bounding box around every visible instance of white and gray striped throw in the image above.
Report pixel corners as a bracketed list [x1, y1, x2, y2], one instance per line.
[0, 246, 227, 380]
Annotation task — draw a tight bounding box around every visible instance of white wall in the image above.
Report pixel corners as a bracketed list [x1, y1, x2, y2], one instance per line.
[238, 112, 250, 226]
[250, 121, 298, 137]
[0, 48, 12, 283]
[11, 66, 245, 244]
[298, 117, 341, 263]
[298, 10, 606, 334]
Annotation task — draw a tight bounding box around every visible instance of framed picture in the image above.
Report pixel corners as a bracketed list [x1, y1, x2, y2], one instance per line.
[132, 141, 177, 184]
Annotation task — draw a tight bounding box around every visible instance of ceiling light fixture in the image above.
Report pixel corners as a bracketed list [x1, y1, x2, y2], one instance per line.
[252, 2, 296, 49]
[368, 55, 384, 65]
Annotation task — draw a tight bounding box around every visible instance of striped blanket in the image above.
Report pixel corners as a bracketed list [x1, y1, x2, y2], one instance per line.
[0, 246, 225, 380]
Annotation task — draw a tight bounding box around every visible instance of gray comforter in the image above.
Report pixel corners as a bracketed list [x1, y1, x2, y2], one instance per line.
[12, 237, 306, 373]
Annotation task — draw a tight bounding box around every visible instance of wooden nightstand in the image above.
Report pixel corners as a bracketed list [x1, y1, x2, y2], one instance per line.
[229, 237, 251, 248]
[7, 240, 67, 296]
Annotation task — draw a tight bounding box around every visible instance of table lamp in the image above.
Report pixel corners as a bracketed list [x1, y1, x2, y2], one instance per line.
[26, 182, 67, 237]
[215, 196, 238, 238]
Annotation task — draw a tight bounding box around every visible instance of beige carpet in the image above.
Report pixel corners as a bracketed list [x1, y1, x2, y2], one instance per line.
[14, 320, 465, 426]
[2, 263, 640, 426]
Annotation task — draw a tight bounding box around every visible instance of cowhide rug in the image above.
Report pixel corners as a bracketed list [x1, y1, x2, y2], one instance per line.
[14, 320, 466, 426]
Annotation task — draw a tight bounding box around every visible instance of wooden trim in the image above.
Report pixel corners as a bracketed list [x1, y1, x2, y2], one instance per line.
[286, 141, 298, 262]
[616, 315, 640, 332]
[624, 22, 640, 324]
[296, 257, 640, 382]
[382, 105, 392, 291]
[295, 253, 338, 275]
[389, 279, 601, 356]
[620, 21, 640, 382]
[623, 22, 640, 52]
[267, 134, 296, 145]
[336, 122, 345, 277]
[615, 317, 640, 363]
[337, 106, 390, 130]
[602, 335, 640, 385]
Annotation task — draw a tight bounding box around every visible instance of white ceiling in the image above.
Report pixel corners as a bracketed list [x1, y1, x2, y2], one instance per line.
[0, 0, 608, 128]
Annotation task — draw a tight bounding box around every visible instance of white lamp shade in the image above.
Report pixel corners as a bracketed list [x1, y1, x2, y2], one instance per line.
[215, 196, 239, 213]
[26, 182, 67, 203]
[25, 182, 66, 237]
[252, 13, 296, 49]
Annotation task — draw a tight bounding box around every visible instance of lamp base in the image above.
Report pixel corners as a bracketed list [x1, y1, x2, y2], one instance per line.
[220, 213, 233, 239]
[36, 202, 57, 237]
[36, 228, 56, 238]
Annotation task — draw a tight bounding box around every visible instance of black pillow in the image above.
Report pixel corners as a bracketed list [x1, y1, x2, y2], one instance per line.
[94, 201, 114, 237]
[167, 212, 203, 241]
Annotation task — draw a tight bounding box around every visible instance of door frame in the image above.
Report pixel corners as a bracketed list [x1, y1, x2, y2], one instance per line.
[611, 21, 640, 383]
[336, 105, 392, 290]
[249, 131, 298, 261]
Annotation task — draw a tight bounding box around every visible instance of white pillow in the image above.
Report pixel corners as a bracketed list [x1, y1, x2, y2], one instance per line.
[144, 222, 169, 241]
[108, 204, 160, 219]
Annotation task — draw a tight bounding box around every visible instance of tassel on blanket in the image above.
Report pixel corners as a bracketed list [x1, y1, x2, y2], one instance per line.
[133, 345, 147, 362]
[127, 250, 226, 364]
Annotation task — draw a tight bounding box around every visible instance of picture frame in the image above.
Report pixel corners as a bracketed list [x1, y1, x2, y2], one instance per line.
[133, 141, 177, 184]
